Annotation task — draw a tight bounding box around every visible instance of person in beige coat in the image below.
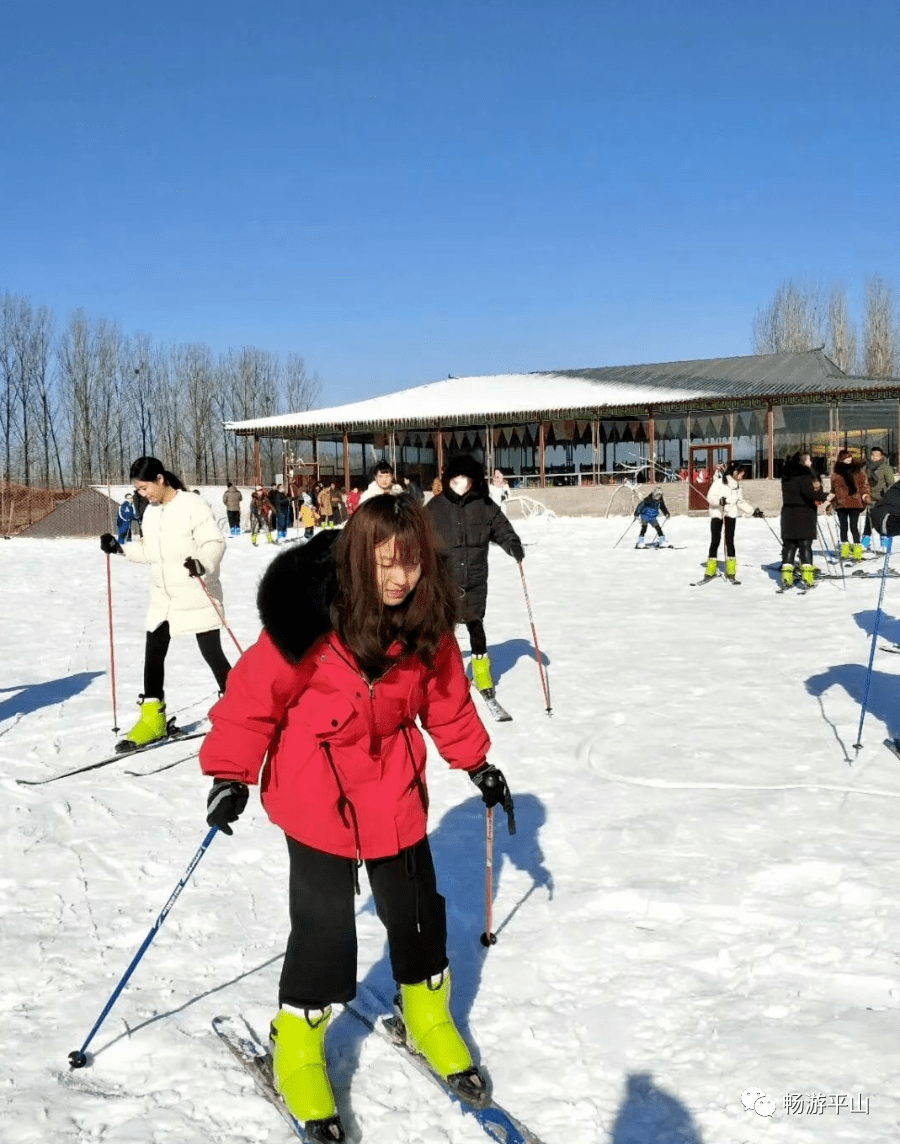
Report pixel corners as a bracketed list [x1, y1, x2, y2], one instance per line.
[100, 456, 231, 750]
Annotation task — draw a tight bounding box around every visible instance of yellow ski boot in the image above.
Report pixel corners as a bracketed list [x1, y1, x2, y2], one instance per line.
[781, 563, 794, 588]
[800, 563, 816, 588]
[395, 971, 487, 1106]
[270, 1007, 343, 1142]
[117, 697, 167, 752]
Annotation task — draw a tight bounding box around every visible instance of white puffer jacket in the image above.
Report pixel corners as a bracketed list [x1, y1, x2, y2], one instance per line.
[123, 491, 226, 636]
[706, 475, 755, 520]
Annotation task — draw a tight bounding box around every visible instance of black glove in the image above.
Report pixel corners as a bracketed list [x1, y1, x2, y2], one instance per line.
[184, 557, 206, 577]
[752, 508, 764, 518]
[719, 498, 727, 507]
[510, 543, 525, 563]
[100, 533, 122, 555]
[470, 763, 516, 834]
[206, 779, 248, 835]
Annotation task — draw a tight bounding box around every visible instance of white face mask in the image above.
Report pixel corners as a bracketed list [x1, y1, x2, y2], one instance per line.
[449, 475, 472, 496]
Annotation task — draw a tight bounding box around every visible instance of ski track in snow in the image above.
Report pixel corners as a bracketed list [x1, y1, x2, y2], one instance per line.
[3, 517, 900, 1141]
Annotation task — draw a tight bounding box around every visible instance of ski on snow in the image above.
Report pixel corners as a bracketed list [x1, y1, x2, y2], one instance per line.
[690, 574, 740, 586]
[15, 725, 206, 786]
[479, 691, 513, 722]
[344, 993, 549, 1144]
[214, 1007, 548, 1144]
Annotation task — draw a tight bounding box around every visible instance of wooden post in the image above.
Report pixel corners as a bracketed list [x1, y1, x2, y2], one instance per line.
[254, 435, 261, 487]
[646, 407, 656, 483]
[342, 429, 350, 491]
[766, 403, 775, 479]
[436, 426, 444, 480]
[538, 420, 546, 488]
[486, 423, 493, 473]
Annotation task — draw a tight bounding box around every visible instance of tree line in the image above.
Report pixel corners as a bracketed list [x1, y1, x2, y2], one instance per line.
[753, 275, 898, 377]
[0, 291, 320, 488]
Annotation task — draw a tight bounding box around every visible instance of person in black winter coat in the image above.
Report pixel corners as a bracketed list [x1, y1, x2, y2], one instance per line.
[779, 452, 821, 588]
[426, 453, 524, 702]
[869, 477, 900, 539]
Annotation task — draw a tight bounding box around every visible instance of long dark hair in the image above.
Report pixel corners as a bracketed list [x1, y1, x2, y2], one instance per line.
[129, 456, 186, 490]
[834, 450, 858, 496]
[332, 495, 459, 676]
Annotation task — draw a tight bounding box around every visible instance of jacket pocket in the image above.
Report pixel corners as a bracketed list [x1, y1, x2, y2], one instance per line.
[288, 687, 358, 739]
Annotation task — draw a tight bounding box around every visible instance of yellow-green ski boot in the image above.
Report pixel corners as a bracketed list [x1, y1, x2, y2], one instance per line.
[725, 557, 738, 583]
[395, 970, 487, 1106]
[781, 563, 794, 588]
[853, 543, 864, 561]
[704, 557, 718, 579]
[471, 654, 495, 699]
[840, 541, 850, 559]
[117, 697, 167, 753]
[801, 563, 816, 587]
[271, 1007, 344, 1142]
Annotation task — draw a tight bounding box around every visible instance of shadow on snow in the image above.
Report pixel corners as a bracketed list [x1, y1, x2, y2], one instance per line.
[0, 670, 103, 724]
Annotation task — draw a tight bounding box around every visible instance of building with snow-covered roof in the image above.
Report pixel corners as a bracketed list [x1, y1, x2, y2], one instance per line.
[224, 350, 900, 514]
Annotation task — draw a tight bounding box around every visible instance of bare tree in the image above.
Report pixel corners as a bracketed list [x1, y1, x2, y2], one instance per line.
[753, 281, 826, 354]
[826, 285, 858, 374]
[863, 275, 896, 378]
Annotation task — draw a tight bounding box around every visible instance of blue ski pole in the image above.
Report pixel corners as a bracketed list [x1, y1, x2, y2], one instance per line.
[68, 826, 218, 1068]
[853, 537, 893, 753]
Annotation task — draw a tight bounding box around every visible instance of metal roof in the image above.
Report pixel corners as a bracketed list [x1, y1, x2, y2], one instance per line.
[225, 350, 900, 437]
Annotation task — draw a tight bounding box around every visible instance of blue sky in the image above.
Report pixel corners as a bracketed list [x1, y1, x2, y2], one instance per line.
[2, 0, 897, 405]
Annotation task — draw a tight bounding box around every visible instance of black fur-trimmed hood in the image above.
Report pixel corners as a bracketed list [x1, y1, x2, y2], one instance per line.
[257, 531, 339, 663]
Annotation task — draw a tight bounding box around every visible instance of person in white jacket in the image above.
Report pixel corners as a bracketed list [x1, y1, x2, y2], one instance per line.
[100, 456, 231, 749]
[358, 460, 403, 504]
[704, 461, 764, 582]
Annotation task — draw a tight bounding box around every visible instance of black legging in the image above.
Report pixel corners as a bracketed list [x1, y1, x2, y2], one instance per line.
[466, 619, 487, 657]
[836, 508, 861, 544]
[708, 516, 736, 559]
[280, 834, 448, 1008]
[639, 520, 664, 538]
[143, 621, 231, 699]
[781, 539, 813, 566]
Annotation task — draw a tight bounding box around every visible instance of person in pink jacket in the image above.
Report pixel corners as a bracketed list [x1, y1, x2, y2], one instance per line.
[200, 495, 512, 1141]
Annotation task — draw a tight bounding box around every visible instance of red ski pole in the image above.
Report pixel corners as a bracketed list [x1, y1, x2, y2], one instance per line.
[519, 563, 552, 715]
[196, 574, 244, 656]
[479, 808, 497, 947]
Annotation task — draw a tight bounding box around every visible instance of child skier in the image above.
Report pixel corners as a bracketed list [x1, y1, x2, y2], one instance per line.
[633, 488, 670, 547]
[426, 454, 524, 712]
[200, 496, 510, 1142]
[115, 494, 136, 546]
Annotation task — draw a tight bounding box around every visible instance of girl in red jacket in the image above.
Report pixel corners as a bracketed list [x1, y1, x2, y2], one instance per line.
[200, 495, 511, 1142]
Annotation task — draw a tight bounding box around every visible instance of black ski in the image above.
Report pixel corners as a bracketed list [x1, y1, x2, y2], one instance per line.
[213, 1016, 345, 1143]
[344, 995, 549, 1144]
[16, 726, 205, 786]
[690, 574, 719, 586]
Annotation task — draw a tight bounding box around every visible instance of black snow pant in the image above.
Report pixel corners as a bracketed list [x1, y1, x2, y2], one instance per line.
[143, 621, 231, 700]
[638, 519, 664, 538]
[837, 508, 861, 543]
[466, 619, 487, 656]
[226, 509, 240, 530]
[781, 539, 813, 566]
[708, 516, 736, 559]
[279, 835, 449, 1009]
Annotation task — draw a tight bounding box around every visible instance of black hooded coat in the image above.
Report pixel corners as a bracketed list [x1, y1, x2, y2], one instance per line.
[426, 454, 524, 623]
[780, 457, 819, 542]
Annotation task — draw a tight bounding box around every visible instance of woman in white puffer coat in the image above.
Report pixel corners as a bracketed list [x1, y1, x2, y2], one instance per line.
[100, 456, 231, 749]
[703, 460, 764, 583]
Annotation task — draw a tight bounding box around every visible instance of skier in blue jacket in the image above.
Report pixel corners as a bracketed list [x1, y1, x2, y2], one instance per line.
[116, 494, 136, 545]
[634, 488, 671, 548]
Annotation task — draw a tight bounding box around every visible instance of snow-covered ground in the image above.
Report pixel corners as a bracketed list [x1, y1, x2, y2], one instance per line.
[4, 513, 900, 1143]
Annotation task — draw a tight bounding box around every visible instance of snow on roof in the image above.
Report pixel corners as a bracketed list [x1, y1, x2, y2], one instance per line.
[224, 351, 896, 437]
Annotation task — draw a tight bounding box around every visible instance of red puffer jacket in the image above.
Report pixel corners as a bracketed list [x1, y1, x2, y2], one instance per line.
[200, 628, 491, 860]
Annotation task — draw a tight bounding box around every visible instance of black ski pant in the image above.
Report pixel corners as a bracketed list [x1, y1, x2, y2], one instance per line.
[226, 509, 240, 530]
[638, 520, 664, 538]
[466, 619, 487, 657]
[708, 516, 736, 559]
[837, 508, 861, 543]
[781, 539, 813, 566]
[279, 835, 449, 1009]
[143, 621, 231, 700]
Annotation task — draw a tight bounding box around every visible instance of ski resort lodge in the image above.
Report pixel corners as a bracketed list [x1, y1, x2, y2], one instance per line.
[224, 350, 900, 516]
